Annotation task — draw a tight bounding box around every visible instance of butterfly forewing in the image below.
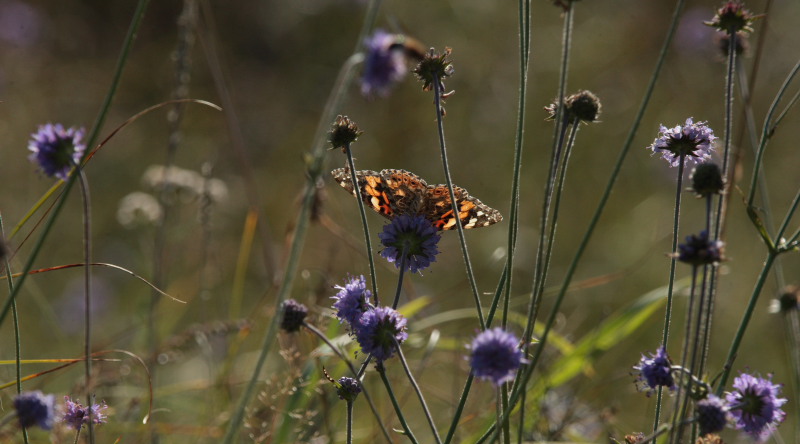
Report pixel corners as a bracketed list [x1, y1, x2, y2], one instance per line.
[331, 167, 502, 230]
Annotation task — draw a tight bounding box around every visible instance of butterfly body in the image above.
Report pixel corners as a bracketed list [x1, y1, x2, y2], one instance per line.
[331, 167, 502, 230]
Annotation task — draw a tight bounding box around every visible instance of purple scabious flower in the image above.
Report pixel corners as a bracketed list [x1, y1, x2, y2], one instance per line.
[62, 396, 108, 430]
[677, 230, 723, 266]
[648, 118, 716, 167]
[14, 391, 55, 430]
[336, 376, 362, 403]
[696, 395, 730, 436]
[280, 299, 308, 333]
[28, 123, 86, 180]
[332, 275, 372, 330]
[361, 30, 407, 97]
[725, 372, 787, 441]
[469, 328, 524, 386]
[633, 347, 675, 393]
[379, 215, 440, 274]
[354, 306, 408, 361]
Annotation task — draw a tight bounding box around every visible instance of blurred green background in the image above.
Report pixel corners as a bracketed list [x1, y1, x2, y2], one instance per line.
[0, 0, 798, 442]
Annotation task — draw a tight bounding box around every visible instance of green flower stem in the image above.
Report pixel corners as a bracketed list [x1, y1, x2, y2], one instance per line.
[432, 76, 485, 330]
[391, 245, 409, 309]
[395, 342, 442, 444]
[671, 266, 698, 444]
[302, 322, 393, 443]
[653, 153, 685, 427]
[346, 400, 354, 444]
[500, 383, 510, 444]
[746, 59, 800, 208]
[532, 121, 579, 326]
[377, 363, 420, 444]
[344, 144, 380, 304]
[222, 3, 382, 438]
[523, 114, 570, 342]
[715, 251, 777, 395]
[491, 0, 686, 437]
[443, 374, 475, 444]
[0, 0, 150, 330]
[775, 187, 800, 243]
[503, 0, 531, 336]
[0, 216, 28, 444]
[524, 3, 573, 342]
[75, 167, 95, 444]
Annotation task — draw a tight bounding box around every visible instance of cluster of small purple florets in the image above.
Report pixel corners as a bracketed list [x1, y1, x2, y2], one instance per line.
[331, 275, 408, 362]
[633, 349, 787, 441]
[13, 392, 108, 432]
[327, 275, 525, 387]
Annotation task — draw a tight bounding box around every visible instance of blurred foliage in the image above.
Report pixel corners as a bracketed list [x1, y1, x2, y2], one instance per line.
[0, 0, 798, 442]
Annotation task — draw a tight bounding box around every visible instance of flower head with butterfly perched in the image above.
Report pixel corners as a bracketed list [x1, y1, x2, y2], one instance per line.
[330, 167, 502, 231]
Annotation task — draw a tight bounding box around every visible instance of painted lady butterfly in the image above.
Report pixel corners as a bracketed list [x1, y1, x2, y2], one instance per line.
[331, 168, 503, 230]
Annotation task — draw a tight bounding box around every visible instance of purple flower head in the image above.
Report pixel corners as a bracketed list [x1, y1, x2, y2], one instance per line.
[336, 376, 362, 403]
[361, 30, 407, 97]
[696, 395, 730, 436]
[28, 123, 86, 180]
[62, 396, 108, 430]
[354, 306, 408, 361]
[677, 230, 724, 266]
[379, 215, 441, 274]
[14, 391, 55, 430]
[469, 328, 525, 386]
[280, 299, 308, 333]
[725, 372, 787, 441]
[648, 118, 716, 167]
[633, 347, 675, 393]
[332, 275, 372, 330]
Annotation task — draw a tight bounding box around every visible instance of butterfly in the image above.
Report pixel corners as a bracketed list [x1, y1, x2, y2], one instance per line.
[331, 167, 502, 230]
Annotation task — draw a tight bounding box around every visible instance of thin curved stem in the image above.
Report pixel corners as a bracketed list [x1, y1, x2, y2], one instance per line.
[75, 166, 95, 444]
[395, 342, 442, 444]
[0, 216, 28, 444]
[671, 266, 698, 444]
[391, 246, 408, 309]
[377, 363, 420, 444]
[346, 401, 354, 444]
[0, 0, 150, 329]
[432, 75, 485, 330]
[220, 24, 374, 444]
[489, 1, 686, 438]
[344, 144, 380, 304]
[303, 322, 393, 443]
[716, 252, 777, 394]
[654, 154, 685, 431]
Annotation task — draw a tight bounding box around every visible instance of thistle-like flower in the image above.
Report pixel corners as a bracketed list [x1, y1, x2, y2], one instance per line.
[633, 347, 675, 393]
[28, 123, 86, 180]
[413, 47, 454, 93]
[354, 306, 408, 361]
[332, 275, 372, 330]
[725, 372, 787, 441]
[545, 90, 602, 124]
[705, 1, 759, 34]
[14, 391, 55, 430]
[62, 396, 108, 430]
[280, 299, 308, 333]
[469, 328, 525, 386]
[378, 215, 440, 274]
[328, 115, 363, 151]
[648, 118, 716, 167]
[676, 230, 723, 266]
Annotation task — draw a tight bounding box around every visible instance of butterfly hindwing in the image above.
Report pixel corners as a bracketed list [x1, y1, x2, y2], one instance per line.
[331, 167, 502, 230]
